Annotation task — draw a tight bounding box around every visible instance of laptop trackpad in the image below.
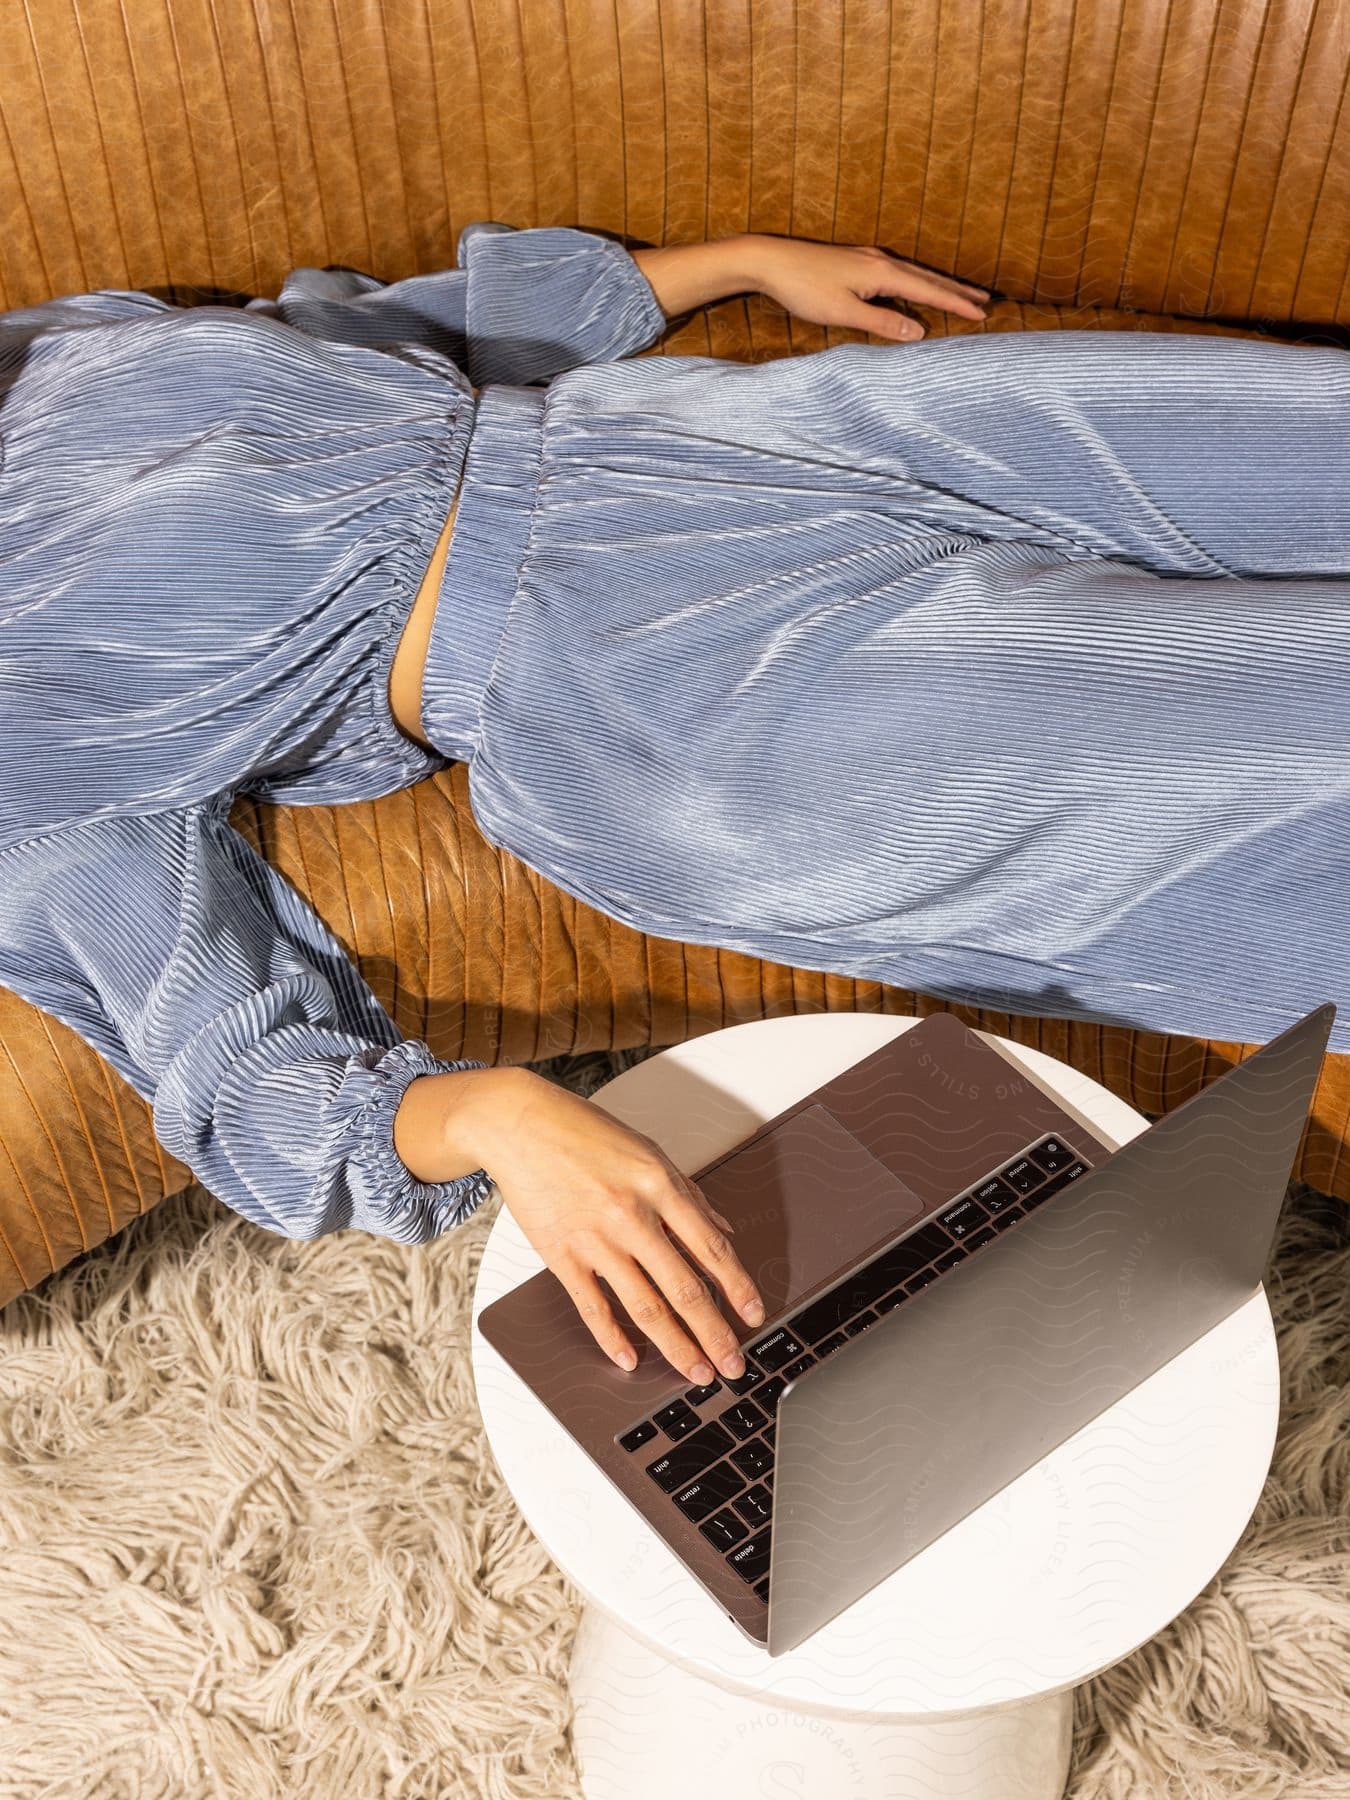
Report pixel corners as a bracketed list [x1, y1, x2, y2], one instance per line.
[696, 1104, 928, 1323]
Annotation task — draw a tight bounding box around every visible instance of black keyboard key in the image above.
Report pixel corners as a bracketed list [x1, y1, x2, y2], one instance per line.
[991, 1203, 1027, 1231]
[964, 1226, 998, 1251]
[972, 1174, 1018, 1213]
[720, 1399, 768, 1440]
[845, 1311, 877, 1334]
[781, 1353, 816, 1383]
[1022, 1161, 1088, 1210]
[788, 1288, 849, 1346]
[654, 1399, 701, 1440]
[1000, 1156, 1046, 1196]
[754, 1577, 770, 1603]
[762, 1423, 777, 1449]
[747, 1328, 805, 1373]
[764, 1471, 774, 1491]
[684, 1379, 722, 1406]
[731, 1439, 773, 1481]
[700, 1507, 750, 1552]
[755, 1376, 787, 1413]
[673, 1459, 747, 1523]
[934, 1249, 965, 1273]
[785, 1283, 868, 1344]
[789, 1222, 953, 1345]
[728, 1528, 772, 1585]
[1028, 1136, 1075, 1175]
[816, 1331, 848, 1356]
[733, 1483, 773, 1525]
[646, 1420, 735, 1492]
[936, 1197, 989, 1238]
[882, 1220, 957, 1275]
[875, 1289, 907, 1315]
[904, 1270, 937, 1295]
[721, 1365, 763, 1396]
[618, 1420, 658, 1453]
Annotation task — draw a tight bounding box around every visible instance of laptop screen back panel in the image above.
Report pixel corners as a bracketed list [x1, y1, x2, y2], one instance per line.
[766, 1002, 1335, 1658]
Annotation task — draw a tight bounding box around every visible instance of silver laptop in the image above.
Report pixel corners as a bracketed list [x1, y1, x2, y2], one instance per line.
[478, 1001, 1335, 1654]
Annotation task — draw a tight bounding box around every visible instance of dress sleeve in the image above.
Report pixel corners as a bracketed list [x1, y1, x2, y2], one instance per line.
[0, 796, 497, 1243]
[247, 220, 670, 388]
[0, 288, 179, 342]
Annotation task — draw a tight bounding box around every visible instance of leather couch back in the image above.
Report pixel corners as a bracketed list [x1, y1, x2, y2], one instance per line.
[1, 0, 1346, 326]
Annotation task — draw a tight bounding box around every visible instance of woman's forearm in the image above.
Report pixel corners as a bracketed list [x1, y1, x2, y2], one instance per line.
[394, 1059, 766, 1382]
[393, 1064, 534, 1183]
[630, 235, 766, 319]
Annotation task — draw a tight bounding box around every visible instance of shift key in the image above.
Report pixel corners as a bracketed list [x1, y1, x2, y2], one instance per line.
[646, 1420, 735, 1493]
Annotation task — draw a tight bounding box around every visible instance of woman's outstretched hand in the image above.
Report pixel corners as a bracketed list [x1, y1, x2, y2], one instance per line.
[631, 234, 991, 341]
[456, 1066, 766, 1384]
[750, 237, 990, 341]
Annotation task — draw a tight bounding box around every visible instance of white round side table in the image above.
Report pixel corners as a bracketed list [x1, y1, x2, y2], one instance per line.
[469, 1013, 1281, 1800]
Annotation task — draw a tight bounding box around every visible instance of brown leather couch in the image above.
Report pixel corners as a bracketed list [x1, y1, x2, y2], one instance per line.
[2, 0, 1347, 1306]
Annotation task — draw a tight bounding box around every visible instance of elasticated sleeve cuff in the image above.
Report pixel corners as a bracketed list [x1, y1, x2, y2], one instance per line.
[0, 803, 505, 1252]
[241, 224, 667, 390]
[456, 220, 669, 388]
[340, 1037, 498, 1241]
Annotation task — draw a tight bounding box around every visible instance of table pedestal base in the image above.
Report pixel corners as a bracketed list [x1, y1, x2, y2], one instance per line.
[568, 1605, 1074, 1800]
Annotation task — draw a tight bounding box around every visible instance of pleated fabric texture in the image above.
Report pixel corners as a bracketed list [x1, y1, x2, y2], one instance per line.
[0, 224, 669, 1246]
[425, 329, 1350, 1058]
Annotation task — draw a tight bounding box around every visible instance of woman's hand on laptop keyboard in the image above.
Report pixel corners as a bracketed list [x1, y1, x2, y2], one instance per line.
[469, 1070, 766, 1383]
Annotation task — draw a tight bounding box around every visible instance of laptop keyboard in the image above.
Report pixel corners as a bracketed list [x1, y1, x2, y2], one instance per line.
[615, 1131, 1092, 1606]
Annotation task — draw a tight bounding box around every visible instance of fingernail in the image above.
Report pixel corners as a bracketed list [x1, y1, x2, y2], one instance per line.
[616, 1348, 637, 1371]
[690, 1360, 716, 1385]
[741, 1299, 765, 1327]
[903, 322, 923, 339]
[720, 1350, 746, 1380]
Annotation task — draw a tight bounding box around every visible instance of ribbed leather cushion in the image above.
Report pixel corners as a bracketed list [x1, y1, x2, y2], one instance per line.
[1, 0, 1346, 1306]
[1, 1, 1347, 326]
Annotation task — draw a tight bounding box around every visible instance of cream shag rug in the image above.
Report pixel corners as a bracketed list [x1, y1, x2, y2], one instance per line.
[1, 1046, 1347, 1799]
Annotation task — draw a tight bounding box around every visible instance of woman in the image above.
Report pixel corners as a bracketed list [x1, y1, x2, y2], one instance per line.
[1, 224, 1346, 1392]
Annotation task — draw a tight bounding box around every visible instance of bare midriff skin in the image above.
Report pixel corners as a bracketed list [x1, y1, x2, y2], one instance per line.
[388, 468, 465, 753]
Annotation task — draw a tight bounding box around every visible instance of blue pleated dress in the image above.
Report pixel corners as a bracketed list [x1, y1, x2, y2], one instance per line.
[3, 223, 1348, 1253]
[434, 335, 1350, 1074]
